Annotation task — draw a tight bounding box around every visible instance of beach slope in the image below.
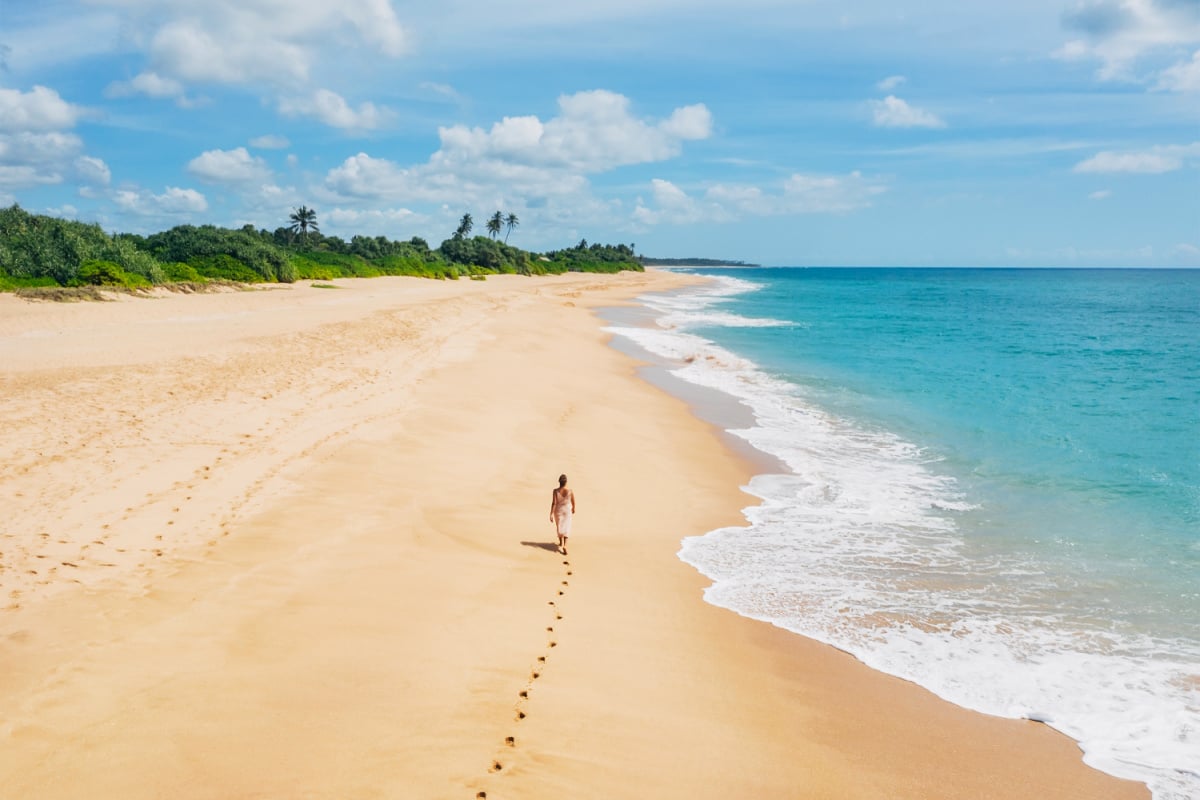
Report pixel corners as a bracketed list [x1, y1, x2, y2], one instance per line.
[0, 274, 1146, 799]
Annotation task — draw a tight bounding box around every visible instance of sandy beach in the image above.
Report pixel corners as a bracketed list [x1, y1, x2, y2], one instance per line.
[0, 272, 1148, 799]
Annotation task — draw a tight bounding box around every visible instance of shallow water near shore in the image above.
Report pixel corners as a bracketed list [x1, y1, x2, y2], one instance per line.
[607, 267, 1200, 800]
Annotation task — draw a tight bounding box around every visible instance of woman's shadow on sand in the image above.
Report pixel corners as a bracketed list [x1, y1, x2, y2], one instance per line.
[520, 540, 561, 553]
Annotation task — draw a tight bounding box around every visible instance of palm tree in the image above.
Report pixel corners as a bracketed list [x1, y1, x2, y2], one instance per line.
[504, 212, 519, 243]
[288, 206, 319, 246]
[455, 212, 473, 239]
[486, 210, 503, 240]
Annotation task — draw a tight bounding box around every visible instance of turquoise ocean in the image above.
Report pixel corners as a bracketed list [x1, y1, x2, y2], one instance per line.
[606, 268, 1199, 799]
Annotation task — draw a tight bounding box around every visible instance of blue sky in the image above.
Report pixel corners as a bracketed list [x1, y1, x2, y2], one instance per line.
[1, 0, 1197, 266]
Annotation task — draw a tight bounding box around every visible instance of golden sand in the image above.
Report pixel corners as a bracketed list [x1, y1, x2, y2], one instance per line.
[0, 273, 1147, 798]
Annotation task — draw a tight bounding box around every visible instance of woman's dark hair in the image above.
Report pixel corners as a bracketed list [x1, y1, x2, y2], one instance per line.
[558, 474, 568, 487]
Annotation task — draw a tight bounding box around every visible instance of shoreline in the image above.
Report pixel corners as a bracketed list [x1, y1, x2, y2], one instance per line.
[0, 272, 1147, 798]
[606, 278, 1163, 797]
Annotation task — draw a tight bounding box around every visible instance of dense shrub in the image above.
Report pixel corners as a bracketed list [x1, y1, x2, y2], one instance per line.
[0, 273, 58, 290]
[143, 225, 295, 283]
[161, 262, 204, 282]
[189, 254, 265, 283]
[1, 204, 644, 295]
[296, 251, 381, 278]
[75, 259, 150, 288]
[542, 241, 642, 273]
[291, 248, 460, 280]
[0, 204, 165, 285]
[438, 236, 531, 274]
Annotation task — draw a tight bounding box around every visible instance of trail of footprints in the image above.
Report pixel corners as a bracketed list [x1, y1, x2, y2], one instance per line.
[476, 557, 573, 798]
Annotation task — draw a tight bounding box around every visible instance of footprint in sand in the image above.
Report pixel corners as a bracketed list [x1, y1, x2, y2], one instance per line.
[490, 761, 503, 773]
[505, 736, 515, 747]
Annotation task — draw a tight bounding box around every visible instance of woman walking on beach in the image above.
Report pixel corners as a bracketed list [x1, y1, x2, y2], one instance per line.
[550, 474, 576, 555]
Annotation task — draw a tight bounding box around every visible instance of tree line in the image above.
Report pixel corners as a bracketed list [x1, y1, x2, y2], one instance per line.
[0, 205, 643, 292]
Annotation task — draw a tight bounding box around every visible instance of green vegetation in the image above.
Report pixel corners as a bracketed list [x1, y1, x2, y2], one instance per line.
[0, 203, 644, 296]
[141, 224, 296, 282]
[639, 256, 758, 267]
[287, 205, 319, 247]
[0, 204, 162, 288]
[486, 210, 503, 239]
[454, 213, 473, 239]
[543, 240, 643, 273]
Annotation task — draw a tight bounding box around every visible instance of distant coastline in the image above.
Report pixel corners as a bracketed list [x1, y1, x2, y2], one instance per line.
[641, 257, 759, 267]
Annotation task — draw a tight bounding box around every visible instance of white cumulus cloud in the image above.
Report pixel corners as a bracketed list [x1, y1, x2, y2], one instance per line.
[279, 89, 391, 131]
[870, 95, 946, 129]
[632, 179, 708, 225]
[91, 0, 408, 89]
[104, 71, 186, 100]
[187, 147, 273, 184]
[324, 153, 419, 200]
[0, 85, 83, 132]
[877, 75, 907, 91]
[0, 131, 83, 165]
[434, 90, 712, 173]
[325, 207, 426, 235]
[45, 204, 80, 219]
[1073, 142, 1200, 173]
[324, 90, 712, 209]
[1088, 189, 1113, 199]
[114, 185, 209, 215]
[0, 86, 100, 193]
[1056, 0, 1200, 85]
[634, 171, 886, 225]
[1155, 49, 1200, 91]
[0, 164, 62, 190]
[74, 155, 112, 186]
